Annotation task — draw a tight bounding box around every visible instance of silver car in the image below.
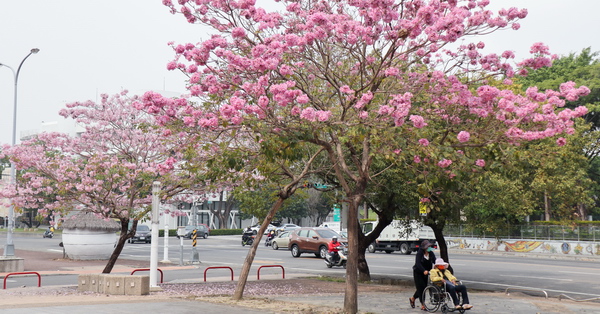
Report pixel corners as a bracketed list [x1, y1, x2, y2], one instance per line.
[178, 225, 209, 239]
[271, 231, 292, 250]
[276, 223, 300, 234]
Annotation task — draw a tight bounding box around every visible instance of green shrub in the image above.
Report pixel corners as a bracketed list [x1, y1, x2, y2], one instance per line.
[158, 229, 179, 237]
[211, 229, 243, 235]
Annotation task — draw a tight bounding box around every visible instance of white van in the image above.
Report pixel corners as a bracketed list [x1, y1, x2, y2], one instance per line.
[318, 221, 343, 232]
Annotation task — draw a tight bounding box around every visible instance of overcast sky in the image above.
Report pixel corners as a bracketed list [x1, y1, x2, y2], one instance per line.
[1, 0, 598, 145]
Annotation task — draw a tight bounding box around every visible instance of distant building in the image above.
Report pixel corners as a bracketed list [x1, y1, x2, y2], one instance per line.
[20, 120, 84, 141]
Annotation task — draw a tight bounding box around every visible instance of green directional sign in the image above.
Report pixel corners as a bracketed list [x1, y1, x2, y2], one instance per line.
[333, 204, 341, 222]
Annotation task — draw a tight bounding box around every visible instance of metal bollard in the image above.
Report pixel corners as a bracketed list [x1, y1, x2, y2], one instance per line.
[162, 224, 170, 263]
[179, 236, 184, 266]
[191, 229, 200, 263]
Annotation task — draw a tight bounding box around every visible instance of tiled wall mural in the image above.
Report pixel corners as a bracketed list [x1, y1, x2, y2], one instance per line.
[447, 238, 600, 256]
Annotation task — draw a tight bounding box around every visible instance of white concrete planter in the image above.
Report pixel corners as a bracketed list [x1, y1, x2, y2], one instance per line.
[62, 228, 117, 260]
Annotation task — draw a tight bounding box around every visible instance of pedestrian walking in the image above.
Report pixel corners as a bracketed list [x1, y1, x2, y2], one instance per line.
[409, 240, 435, 310]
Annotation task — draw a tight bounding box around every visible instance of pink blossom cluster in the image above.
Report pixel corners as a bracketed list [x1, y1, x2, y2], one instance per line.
[1, 92, 192, 219]
[152, 0, 541, 128]
[437, 159, 453, 168]
[147, 0, 592, 175]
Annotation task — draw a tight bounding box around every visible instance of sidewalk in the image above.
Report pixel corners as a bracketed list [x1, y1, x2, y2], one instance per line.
[1, 249, 600, 313]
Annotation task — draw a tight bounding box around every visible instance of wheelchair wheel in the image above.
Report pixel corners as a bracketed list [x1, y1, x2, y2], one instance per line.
[441, 292, 454, 313]
[422, 285, 443, 312]
[442, 291, 465, 314]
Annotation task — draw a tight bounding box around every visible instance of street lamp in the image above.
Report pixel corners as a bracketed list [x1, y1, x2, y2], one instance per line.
[1, 48, 40, 257]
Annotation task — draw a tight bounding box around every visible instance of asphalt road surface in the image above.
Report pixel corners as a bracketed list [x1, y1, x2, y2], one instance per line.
[6, 233, 600, 300]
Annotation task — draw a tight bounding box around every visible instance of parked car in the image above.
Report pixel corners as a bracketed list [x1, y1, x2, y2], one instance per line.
[199, 223, 211, 233]
[289, 227, 346, 258]
[276, 223, 300, 234]
[178, 225, 209, 239]
[271, 231, 292, 250]
[128, 224, 151, 243]
[250, 224, 277, 235]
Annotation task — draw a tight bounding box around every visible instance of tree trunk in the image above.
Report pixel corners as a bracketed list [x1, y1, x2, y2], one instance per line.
[431, 226, 448, 263]
[544, 190, 551, 221]
[212, 191, 234, 229]
[577, 203, 587, 220]
[356, 214, 393, 282]
[357, 248, 370, 282]
[233, 197, 285, 300]
[344, 195, 361, 314]
[102, 218, 132, 273]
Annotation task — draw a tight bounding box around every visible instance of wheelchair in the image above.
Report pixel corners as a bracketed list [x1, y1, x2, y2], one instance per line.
[422, 278, 467, 313]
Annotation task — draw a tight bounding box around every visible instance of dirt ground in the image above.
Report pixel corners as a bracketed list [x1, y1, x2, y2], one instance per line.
[0, 276, 408, 313]
[2, 248, 409, 312]
[0, 277, 408, 312]
[169, 278, 407, 313]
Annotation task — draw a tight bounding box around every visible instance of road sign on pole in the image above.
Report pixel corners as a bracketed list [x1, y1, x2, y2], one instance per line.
[333, 204, 341, 222]
[419, 202, 428, 216]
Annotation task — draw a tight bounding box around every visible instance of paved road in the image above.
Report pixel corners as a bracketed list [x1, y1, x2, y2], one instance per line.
[4, 232, 600, 313]
[5, 233, 600, 301]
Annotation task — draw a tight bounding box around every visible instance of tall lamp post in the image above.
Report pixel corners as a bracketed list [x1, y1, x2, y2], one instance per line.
[1, 48, 40, 257]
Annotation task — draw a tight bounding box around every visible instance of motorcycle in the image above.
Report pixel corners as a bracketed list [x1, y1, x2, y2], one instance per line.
[265, 232, 276, 247]
[324, 244, 348, 268]
[43, 230, 54, 238]
[242, 232, 255, 246]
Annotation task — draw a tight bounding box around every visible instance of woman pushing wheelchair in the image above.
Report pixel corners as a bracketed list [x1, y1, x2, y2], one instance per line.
[429, 258, 473, 310]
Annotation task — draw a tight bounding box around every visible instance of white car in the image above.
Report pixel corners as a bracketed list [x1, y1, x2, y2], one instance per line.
[276, 223, 300, 234]
[250, 224, 276, 235]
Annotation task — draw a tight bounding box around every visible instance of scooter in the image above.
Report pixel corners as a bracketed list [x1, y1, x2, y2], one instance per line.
[265, 233, 276, 247]
[242, 233, 255, 246]
[43, 230, 54, 238]
[324, 245, 348, 268]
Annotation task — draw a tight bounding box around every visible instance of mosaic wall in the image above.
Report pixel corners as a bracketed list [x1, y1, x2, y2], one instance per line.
[446, 238, 600, 256]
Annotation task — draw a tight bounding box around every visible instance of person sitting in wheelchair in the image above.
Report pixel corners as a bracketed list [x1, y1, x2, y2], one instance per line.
[430, 258, 473, 310]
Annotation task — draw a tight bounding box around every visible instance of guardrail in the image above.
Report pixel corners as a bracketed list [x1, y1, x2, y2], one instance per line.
[3, 272, 41, 289]
[445, 224, 600, 242]
[131, 268, 164, 284]
[505, 287, 548, 299]
[204, 266, 234, 282]
[257, 265, 285, 280]
[558, 294, 600, 302]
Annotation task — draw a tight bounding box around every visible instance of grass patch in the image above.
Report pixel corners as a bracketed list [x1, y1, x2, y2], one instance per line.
[316, 275, 346, 283]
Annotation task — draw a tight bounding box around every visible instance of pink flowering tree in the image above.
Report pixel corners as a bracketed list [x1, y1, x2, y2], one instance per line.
[149, 1, 590, 311]
[0, 92, 192, 273]
[138, 90, 329, 296]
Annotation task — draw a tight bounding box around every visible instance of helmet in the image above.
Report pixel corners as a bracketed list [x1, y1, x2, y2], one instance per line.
[332, 236, 338, 240]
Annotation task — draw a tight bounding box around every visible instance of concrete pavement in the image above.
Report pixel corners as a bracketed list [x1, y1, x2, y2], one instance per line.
[2, 279, 600, 313]
[1, 235, 600, 313]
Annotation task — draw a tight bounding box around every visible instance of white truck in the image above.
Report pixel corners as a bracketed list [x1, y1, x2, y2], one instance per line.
[361, 220, 436, 254]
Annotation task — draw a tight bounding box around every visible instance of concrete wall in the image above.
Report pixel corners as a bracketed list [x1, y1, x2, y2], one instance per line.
[62, 229, 117, 260]
[0, 257, 24, 272]
[78, 274, 149, 295]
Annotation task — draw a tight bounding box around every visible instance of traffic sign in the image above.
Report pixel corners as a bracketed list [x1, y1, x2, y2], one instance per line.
[333, 204, 341, 222]
[419, 202, 427, 216]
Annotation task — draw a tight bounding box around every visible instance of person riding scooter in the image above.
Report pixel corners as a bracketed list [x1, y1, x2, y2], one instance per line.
[328, 236, 342, 263]
[43, 226, 54, 238]
[242, 227, 255, 246]
[265, 230, 276, 246]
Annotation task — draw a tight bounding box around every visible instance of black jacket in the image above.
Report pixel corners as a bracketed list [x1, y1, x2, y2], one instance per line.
[413, 249, 435, 274]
